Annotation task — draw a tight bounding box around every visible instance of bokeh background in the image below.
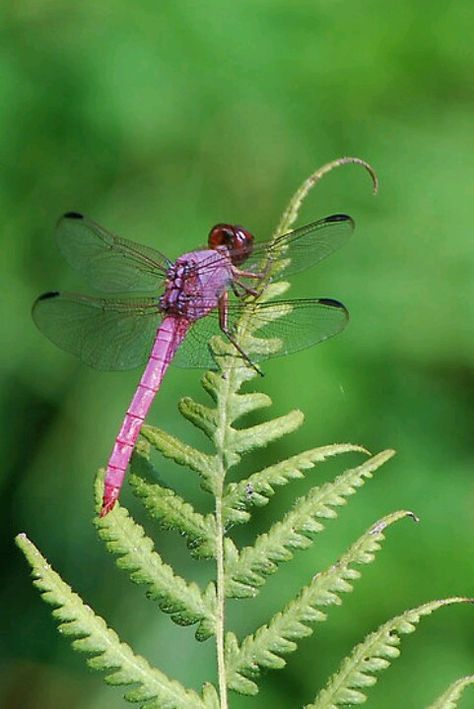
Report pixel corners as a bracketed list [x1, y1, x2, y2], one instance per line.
[1, 2, 473, 707]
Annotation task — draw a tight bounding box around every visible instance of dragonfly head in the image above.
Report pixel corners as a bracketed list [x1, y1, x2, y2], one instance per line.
[208, 223, 254, 266]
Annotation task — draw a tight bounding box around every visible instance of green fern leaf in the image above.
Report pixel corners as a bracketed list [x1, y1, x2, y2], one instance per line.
[226, 510, 416, 694]
[140, 424, 216, 488]
[200, 683, 220, 709]
[307, 597, 473, 708]
[179, 396, 220, 440]
[94, 472, 216, 640]
[225, 450, 395, 598]
[223, 444, 368, 526]
[225, 390, 272, 421]
[427, 675, 474, 709]
[129, 473, 216, 559]
[129, 446, 216, 559]
[274, 156, 378, 236]
[228, 409, 304, 455]
[15, 533, 210, 709]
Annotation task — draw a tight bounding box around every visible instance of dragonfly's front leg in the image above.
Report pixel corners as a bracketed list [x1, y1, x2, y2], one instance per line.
[231, 279, 259, 299]
[233, 268, 265, 280]
[231, 265, 268, 299]
[218, 291, 262, 375]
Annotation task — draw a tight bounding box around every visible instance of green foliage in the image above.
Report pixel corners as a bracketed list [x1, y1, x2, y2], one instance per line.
[93, 470, 216, 641]
[306, 598, 472, 709]
[223, 450, 395, 599]
[129, 441, 217, 559]
[225, 510, 417, 695]
[427, 675, 474, 709]
[222, 442, 368, 525]
[14, 533, 216, 709]
[16, 161, 472, 707]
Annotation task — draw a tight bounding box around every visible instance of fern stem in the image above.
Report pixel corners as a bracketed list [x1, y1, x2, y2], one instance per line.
[215, 490, 228, 709]
[214, 368, 234, 709]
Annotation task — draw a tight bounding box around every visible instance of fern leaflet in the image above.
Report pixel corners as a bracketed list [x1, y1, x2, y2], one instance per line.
[15, 533, 216, 709]
[224, 450, 395, 598]
[307, 597, 473, 708]
[222, 443, 368, 526]
[427, 674, 474, 709]
[225, 510, 417, 695]
[94, 473, 216, 640]
[129, 442, 216, 559]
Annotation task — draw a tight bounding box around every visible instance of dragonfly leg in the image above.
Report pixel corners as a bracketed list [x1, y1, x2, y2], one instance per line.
[218, 292, 263, 376]
[232, 267, 265, 280]
[231, 279, 259, 298]
[232, 263, 272, 299]
[231, 280, 246, 298]
[233, 256, 276, 281]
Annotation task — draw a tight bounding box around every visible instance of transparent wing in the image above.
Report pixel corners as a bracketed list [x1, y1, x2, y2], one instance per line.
[194, 214, 355, 280]
[241, 297, 349, 359]
[172, 297, 349, 369]
[172, 312, 222, 369]
[32, 291, 161, 370]
[56, 212, 170, 293]
[243, 214, 354, 278]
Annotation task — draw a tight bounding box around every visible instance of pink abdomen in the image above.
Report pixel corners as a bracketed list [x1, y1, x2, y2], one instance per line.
[100, 315, 190, 516]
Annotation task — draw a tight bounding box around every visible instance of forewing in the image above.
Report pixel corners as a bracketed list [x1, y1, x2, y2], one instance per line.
[32, 291, 161, 370]
[56, 212, 169, 292]
[225, 214, 355, 279]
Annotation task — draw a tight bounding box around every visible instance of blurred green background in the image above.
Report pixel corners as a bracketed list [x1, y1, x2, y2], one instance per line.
[1, 1, 473, 707]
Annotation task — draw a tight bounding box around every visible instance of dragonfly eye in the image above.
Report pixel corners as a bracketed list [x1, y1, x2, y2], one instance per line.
[208, 223, 254, 266]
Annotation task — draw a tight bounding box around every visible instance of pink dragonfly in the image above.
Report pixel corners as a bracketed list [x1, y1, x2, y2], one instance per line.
[33, 211, 354, 516]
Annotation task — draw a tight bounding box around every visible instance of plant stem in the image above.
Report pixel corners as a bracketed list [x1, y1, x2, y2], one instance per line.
[215, 488, 228, 709]
[214, 368, 234, 709]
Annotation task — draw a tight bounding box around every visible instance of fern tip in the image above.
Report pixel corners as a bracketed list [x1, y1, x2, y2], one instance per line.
[369, 510, 419, 536]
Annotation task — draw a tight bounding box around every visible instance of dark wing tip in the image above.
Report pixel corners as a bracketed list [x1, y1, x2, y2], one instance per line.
[318, 297, 349, 313]
[325, 213, 353, 224]
[36, 291, 61, 301]
[63, 211, 84, 220]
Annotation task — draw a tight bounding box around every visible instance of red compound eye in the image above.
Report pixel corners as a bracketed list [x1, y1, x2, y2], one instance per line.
[208, 223, 254, 266]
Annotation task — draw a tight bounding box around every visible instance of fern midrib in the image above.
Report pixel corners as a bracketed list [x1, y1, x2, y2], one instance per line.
[316, 620, 399, 706]
[213, 364, 238, 709]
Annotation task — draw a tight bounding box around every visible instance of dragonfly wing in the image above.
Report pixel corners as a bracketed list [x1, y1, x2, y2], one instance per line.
[172, 310, 222, 369]
[56, 212, 169, 293]
[32, 291, 161, 370]
[172, 297, 348, 369]
[234, 214, 355, 279]
[233, 298, 349, 362]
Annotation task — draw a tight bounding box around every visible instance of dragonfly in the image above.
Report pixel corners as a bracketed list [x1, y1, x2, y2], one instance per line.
[33, 211, 354, 516]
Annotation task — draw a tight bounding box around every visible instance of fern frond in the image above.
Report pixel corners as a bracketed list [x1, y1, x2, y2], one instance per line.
[225, 510, 416, 694]
[15, 533, 211, 709]
[274, 156, 378, 236]
[225, 449, 395, 598]
[94, 473, 216, 641]
[200, 367, 272, 417]
[129, 474, 216, 559]
[307, 597, 473, 708]
[140, 425, 217, 491]
[178, 371, 304, 476]
[130, 446, 216, 559]
[228, 409, 304, 454]
[223, 444, 369, 526]
[427, 675, 474, 709]
[179, 396, 220, 439]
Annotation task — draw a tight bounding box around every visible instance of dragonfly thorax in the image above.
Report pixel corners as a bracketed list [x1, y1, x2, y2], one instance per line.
[159, 262, 193, 316]
[159, 249, 233, 321]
